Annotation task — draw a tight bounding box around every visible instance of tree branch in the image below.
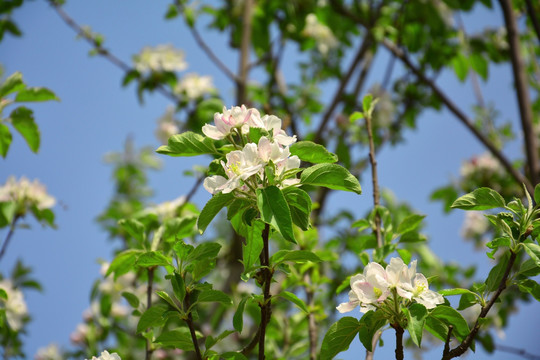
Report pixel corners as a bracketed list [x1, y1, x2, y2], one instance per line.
[303, 271, 318, 360]
[392, 324, 404, 360]
[499, 0, 540, 185]
[442, 250, 517, 359]
[0, 215, 20, 263]
[145, 267, 155, 360]
[50, 2, 181, 104]
[184, 290, 203, 360]
[380, 38, 534, 195]
[237, 0, 254, 105]
[365, 106, 383, 248]
[495, 344, 540, 360]
[258, 224, 272, 360]
[524, 0, 540, 44]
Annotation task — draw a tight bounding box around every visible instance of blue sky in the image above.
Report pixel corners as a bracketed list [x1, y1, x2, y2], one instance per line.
[1, 1, 539, 359]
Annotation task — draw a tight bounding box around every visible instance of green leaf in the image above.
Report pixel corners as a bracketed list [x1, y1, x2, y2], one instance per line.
[452, 53, 469, 82]
[283, 187, 312, 230]
[290, 141, 338, 164]
[0, 123, 12, 158]
[0, 288, 7, 300]
[197, 289, 232, 305]
[118, 218, 146, 244]
[517, 258, 540, 277]
[271, 249, 321, 265]
[349, 111, 364, 123]
[485, 251, 510, 292]
[0, 72, 25, 97]
[233, 297, 248, 333]
[534, 184, 540, 206]
[122, 291, 140, 308]
[154, 328, 194, 350]
[429, 305, 470, 341]
[173, 240, 194, 262]
[522, 242, 540, 267]
[0, 201, 16, 228]
[136, 251, 171, 267]
[156, 291, 180, 310]
[10, 106, 39, 153]
[14, 87, 59, 102]
[362, 93, 378, 118]
[469, 53, 488, 80]
[156, 131, 218, 157]
[358, 310, 387, 351]
[137, 304, 168, 333]
[404, 303, 428, 347]
[187, 242, 222, 262]
[320, 317, 361, 360]
[451, 187, 505, 210]
[197, 192, 234, 234]
[106, 250, 141, 279]
[257, 186, 296, 243]
[248, 126, 269, 144]
[397, 214, 425, 234]
[517, 279, 540, 301]
[397, 248, 412, 264]
[424, 314, 449, 342]
[301, 163, 362, 194]
[221, 352, 248, 360]
[439, 288, 477, 297]
[171, 272, 186, 303]
[205, 329, 235, 350]
[279, 291, 309, 313]
[243, 220, 264, 273]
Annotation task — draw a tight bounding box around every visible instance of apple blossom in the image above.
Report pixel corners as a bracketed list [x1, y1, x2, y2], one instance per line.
[302, 14, 338, 55]
[202, 105, 260, 140]
[175, 73, 215, 100]
[155, 106, 179, 145]
[0, 279, 28, 331]
[35, 343, 62, 360]
[133, 44, 187, 73]
[86, 350, 121, 360]
[0, 176, 56, 211]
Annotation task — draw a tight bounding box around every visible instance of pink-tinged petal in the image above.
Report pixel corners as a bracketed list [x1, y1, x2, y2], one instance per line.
[262, 114, 282, 134]
[337, 301, 358, 313]
[203, 176, 227, 194]
[274, 133, 297, 146]
[202, 124, 226, 140]
[386, 257, 407, 285]
[258, 137, 272, 162]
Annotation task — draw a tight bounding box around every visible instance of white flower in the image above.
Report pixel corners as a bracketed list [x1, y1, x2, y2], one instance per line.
[259, 115, 297, 146]
[392, 258, 444, 309]
[175, 73, 215, 100]
[302, 14, 338, 55]
[337, 262, 390, 314]
[461, 211, 489, 240]
[0, 176, 56, 211]
[409, 273, 444, 309]
[460, 152, 503, 178]
[133, 44, 187, 73]
[70, 323, 90, 345]
[0, 279, 28, 331]
[148, 196, 186, 219]
[202, 105, 260, 140]
[35, 343, 62, 360]
[86, 350, 121, 360]
[204, 143, 264, 194]
[155, 106, 179, 145]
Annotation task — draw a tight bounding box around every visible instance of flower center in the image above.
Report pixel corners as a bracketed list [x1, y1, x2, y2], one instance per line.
[373, 287, 382, 298]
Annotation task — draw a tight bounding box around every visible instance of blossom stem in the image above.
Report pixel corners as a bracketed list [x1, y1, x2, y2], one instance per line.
[145, 267, 155, 360]
[184, 290, 203, 360]
[392, 324, 404, 360]
[258, 224, 272, 359]
[365, 107, 382, 248]
[0, 215, 20, 263]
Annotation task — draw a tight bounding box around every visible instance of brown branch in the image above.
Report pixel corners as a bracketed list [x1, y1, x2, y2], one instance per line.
[0, 216, 20, 263]
[380, 38, 534, 195]
[499, 0, 540, 186]
[313, 36, 372, 144]
[524, 0, 540, 44]
[365, 105, 383, 248]
[258, 224, 272, 359]
[303, 271, 318, 360]
[392, 324, 404, 360]
[237, 0, 254, 105]
[495, 344, 540, 360]
[50, 2, 181, 104]
[145, 267, 155, 360]
[184, 290, 203, 360]
[442, 326, 454, 357]
[442, 250, 517, 359]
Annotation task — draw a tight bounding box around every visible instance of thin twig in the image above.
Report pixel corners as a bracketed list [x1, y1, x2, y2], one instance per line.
[524, 0, 540, 44]
[313, 36, 372, 144]
[303, 271, 318, 360]
[258, 224, 272, 360]
[50, 2, 181, 104]
[442, 326, 454, 357]
[442, 250, 517, 359]
[499, 0, 540, 186]
[184, 290, 203, 360]
[145, 267, 155, 360]
[495, 344, 540, 360]
[0, 216, 20, 263]
[365, 106, 383, 248]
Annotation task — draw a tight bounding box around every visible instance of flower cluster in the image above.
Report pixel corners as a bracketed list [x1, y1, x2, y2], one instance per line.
[302, 14, 338, 55]
[155, 106, 180, 145]
[202, 105, 300, 195]
[86, 351, 121, 360]
[34, 343, 62, 360]
[133, 44, 187, 73]
[0, 279, 28, 331]
[460, 152, 504, 178]
[337, 257, 444, 314]
[174, 73, 215, 100]
[0, 176, 56, 212]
